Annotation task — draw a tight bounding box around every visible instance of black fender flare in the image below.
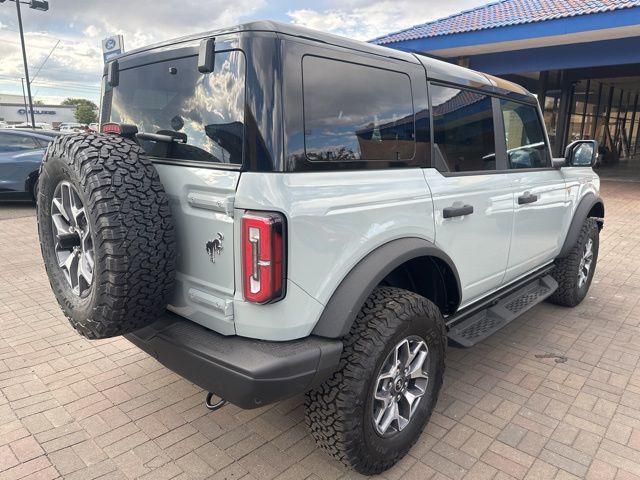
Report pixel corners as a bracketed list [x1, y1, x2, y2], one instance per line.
[558, 193, 604, 258]
[311, 237, 461, 338]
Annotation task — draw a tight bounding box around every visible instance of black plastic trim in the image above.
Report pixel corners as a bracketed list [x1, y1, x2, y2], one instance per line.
[558, 193, 605, 257]
[125, 312, 343, 409]
[312, 237, 461, 338]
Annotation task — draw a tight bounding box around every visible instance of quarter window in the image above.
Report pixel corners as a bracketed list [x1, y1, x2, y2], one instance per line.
[501, 100, 550, 169]
[303, 56, 415, 162]
[431, 84, 497, 173]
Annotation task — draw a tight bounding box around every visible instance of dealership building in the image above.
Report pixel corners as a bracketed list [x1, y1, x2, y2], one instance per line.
[0, 93, 77, 126]
[373, 0, 640, 178]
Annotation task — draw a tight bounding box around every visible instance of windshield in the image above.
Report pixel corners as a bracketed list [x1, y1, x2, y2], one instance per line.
[105, 50, 245, 165]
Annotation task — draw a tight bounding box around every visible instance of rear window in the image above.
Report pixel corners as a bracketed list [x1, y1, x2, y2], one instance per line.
[107, 50, 245, 165]
[302, 56, 415, 162]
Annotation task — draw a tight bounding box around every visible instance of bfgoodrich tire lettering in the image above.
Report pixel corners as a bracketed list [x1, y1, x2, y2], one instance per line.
[548, 218, 599, 307]
[305, 287, 446, 475]
[37, 133, 176, 339]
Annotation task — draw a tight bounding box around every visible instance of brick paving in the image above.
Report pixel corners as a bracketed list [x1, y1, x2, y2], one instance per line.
[1, 180, 640, 479]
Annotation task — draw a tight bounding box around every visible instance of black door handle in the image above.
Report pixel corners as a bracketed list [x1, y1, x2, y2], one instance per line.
[518, 193, 538, 205]
[443, 204, 474, 218]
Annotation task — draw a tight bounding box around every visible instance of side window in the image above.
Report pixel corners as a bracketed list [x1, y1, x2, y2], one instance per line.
[431, 84, 497, 173]
[501, 100, 550, 169]
[0, 133, 38, 152]
[303, 56, 415, 162]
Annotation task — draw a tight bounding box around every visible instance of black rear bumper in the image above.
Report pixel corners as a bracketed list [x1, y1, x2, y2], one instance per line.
[125, 313, 343, 409]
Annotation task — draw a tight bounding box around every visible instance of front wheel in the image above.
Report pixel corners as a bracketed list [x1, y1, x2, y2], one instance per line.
[305, 287, 446, 475]
[548, 218, 600, 307]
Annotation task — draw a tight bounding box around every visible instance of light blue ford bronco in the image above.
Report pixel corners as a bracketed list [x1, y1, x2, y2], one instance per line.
[36, 21, 604, 474]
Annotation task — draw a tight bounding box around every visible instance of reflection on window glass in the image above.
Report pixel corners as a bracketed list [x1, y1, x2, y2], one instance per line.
[501, 100, 550, 169]
[431, 85, 496, 173]
[303, 56, 415, 162]
[109, 51, 245, 164]
[0, 133, 38, 152]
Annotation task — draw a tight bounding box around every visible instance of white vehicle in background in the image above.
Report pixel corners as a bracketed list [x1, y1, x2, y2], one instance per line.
[59, 123, 84, 133]
[6, 122, 52, 130]
[88, 122, 99, 132]
[0, 121, 8, 129]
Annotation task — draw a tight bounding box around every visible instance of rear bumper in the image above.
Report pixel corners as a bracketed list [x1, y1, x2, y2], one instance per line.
[125, 312, 343, 409]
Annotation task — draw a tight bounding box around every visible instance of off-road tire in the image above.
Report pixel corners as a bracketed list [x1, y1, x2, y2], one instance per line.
[305, 287, 446, 475]
[37, 133, 176, 339]
[548, 218, 599, 307]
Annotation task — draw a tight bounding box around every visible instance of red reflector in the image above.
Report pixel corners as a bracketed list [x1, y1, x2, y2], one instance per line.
[242, 211, 286, 304]
[101, 122, 121, 134]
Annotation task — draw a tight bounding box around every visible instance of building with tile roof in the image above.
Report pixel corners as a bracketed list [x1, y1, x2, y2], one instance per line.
[372, 0, 640, 164]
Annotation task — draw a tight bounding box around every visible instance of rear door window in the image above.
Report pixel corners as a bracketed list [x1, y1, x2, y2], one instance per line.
[108, 50, 245, 165]
[500, 100, 551, 169]
[431, 84, 497, 173]
[302, 56, 415, 162]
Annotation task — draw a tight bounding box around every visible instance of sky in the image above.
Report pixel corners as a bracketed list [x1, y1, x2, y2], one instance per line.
[0, 0, 491, 105]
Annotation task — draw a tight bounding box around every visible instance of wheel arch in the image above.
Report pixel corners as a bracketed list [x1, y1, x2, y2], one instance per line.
[558, 193, 604, 258]
[311, 237, 461, 338]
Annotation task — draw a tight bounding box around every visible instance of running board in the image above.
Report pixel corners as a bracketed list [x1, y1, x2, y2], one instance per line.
[447, 275, 558, 348]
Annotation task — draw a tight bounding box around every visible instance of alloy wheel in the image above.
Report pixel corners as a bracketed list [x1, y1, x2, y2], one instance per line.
[50, 181, 94, 296]
[372, 336, 430, 436]
[577, 237, 594, 289]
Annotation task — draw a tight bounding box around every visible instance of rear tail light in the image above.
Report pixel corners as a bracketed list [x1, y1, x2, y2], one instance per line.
[242, 211, 286, 304]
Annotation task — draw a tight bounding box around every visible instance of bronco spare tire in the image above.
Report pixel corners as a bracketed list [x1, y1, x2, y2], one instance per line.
[37, 133, 176, 339]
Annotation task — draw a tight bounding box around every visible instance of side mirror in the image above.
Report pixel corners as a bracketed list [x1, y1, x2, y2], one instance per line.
[565, 140, 598, 167]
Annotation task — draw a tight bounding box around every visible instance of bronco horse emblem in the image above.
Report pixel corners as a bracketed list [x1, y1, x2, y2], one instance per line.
[205, 233, 224, 263]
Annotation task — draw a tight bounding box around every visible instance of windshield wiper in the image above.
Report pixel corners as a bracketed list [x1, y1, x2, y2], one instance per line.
[136, 131, 187, 144]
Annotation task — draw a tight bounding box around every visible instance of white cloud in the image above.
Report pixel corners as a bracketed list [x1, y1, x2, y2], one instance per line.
[0, 0, 266, 103]
[288, 0, 491, 40]
[0, 0, 492, 104]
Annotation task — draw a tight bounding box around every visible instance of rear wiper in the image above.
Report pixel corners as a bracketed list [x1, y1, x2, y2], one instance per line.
[136, 132, 187, 144]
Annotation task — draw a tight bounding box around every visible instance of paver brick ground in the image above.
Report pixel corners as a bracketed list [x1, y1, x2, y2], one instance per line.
[1, 180, 640, 479]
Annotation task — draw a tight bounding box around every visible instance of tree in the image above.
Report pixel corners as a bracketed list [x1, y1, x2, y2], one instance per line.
[33, 100, 44, 106]
[62, 98, 98, 124]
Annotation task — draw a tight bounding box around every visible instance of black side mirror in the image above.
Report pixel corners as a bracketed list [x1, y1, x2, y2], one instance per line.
[197, 37, 216, 73]
[565, 140, 598, 167]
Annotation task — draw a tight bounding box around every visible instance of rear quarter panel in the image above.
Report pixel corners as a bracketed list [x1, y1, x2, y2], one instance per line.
[233, 169, 435, 340]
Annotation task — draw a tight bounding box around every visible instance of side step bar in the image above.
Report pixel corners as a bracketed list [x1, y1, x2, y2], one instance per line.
[447, 275, 558, 347]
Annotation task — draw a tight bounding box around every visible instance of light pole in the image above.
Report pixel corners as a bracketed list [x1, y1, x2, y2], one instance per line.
[0, 0, 49, 128]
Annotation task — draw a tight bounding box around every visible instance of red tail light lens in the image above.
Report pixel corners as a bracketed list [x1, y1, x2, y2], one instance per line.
[242, 211, 286, 304]
[101, 122, 121, 134]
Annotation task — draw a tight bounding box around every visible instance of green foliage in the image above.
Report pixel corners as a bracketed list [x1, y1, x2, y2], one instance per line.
[75, 104, 98, 124]
[62, 98, 98, 124]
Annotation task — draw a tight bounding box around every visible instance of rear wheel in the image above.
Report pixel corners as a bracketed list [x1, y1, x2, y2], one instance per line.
[548, 218, 599, 307]
[305, 287, 446, 475]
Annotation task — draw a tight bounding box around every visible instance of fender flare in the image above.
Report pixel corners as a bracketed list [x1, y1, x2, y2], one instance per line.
[311, 237, 461, 338]
[558, 193, 604, 258]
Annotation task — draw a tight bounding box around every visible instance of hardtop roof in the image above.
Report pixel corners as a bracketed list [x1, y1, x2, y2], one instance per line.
[114, 20, 534, 99]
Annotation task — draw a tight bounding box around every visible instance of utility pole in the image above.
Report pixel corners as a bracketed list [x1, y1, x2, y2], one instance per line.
[15, 0, 36, 128]
[0, 0, 50, 128]
[20, 78, 29, 124]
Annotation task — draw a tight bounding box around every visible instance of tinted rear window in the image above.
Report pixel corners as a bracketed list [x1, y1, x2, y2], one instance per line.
[107, 50, 245, 165]
[302, 56, 415, 162]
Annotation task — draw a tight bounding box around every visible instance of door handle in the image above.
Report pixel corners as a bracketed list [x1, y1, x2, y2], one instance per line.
[443, 204, 474, 218]
[518, 193, 538, 205]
